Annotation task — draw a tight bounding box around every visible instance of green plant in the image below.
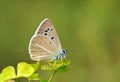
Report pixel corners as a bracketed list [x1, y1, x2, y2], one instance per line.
[0, 59, 70, 82]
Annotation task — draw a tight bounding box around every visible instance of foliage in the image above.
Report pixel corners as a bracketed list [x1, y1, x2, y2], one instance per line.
[0, 60, 70, 82]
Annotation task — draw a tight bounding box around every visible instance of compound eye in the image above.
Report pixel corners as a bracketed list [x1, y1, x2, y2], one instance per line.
[62, 49, 66, 54]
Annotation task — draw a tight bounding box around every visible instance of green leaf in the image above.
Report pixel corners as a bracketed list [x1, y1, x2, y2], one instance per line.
[28, 73, 40, 81]
[17, 62, 35, 78]
[48, 60, 71, 70]
[0, 66, 16, 82]
[56, 65, 70, 73]
[40, 79, 48, 82]
[63, 60, 71, 65]
[41, 60, 71, 71]
[41, 65, 52, 71]
[30, 61, 40, 71]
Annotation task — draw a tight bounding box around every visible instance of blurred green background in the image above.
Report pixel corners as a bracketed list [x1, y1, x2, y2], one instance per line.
[0, 0, 120, 82]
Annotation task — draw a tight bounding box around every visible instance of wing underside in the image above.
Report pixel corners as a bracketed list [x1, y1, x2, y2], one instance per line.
[29, 35, 58, 61]
[35, 18, 62, 51]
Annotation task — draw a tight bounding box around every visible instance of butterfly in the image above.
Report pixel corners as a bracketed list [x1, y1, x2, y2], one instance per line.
[28, 18, 66, 62]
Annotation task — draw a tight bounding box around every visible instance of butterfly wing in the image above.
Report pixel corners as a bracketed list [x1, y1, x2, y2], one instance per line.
[29, 18, 63, 61]
[29, 35, 59, 61]
[35, 18, 62, 51]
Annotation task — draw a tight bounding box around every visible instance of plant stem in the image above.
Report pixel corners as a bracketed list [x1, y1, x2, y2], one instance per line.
[48, 71, 56, 82]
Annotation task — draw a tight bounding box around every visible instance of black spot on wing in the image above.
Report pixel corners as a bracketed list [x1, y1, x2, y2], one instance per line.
[47, 28, 50, 30]
[45, 30, 48, 32]
[51, 37, 54, 40]
[51, 29, 53, 31]
[44, 33, 47, 36]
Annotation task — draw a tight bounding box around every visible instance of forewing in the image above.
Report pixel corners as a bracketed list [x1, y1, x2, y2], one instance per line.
[29, 35, 58, 61]
[35, 18, 62, 51]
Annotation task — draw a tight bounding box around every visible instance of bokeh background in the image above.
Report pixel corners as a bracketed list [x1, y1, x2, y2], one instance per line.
[0, 0, 120, 82]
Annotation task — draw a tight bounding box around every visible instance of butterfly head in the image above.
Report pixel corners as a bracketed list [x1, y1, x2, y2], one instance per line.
[55, 49, 66, 61]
